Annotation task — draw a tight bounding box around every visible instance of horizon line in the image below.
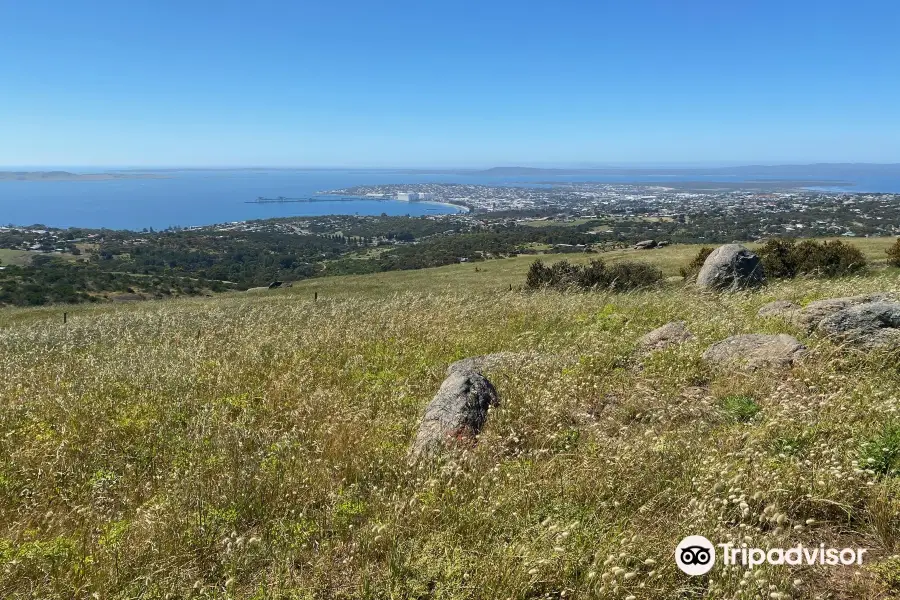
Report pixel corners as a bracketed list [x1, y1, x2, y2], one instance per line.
[3, 161, 900, 172]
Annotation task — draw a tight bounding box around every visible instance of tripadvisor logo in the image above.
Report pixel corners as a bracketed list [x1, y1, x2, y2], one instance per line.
[675, 536, 868, 576]
[675, 535, 716, 575]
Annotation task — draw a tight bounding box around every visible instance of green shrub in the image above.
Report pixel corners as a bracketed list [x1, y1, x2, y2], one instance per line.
[861, 423, 900, 477]
[757, 238, 798, 278]
[886, 238, 900, 268]
[793, 239, 867, 277]
[606, 261, 666, 290]
[679, 247, 714, 279]
[721, 395, 761, 422]
[872, 555, 900, 595]
[756, 238, 867, 279]
[525, 259, 663, 292]
[525, 259, 580, 289]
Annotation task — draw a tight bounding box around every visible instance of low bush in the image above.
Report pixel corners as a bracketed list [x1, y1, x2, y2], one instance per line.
[757, 238, 867, 278]
[526, 259, 663, 291]
[756, 238, 798, 278]
[886, 238, 900, 267]
[790, 239, 867, 277]
[679, 247, 714, 279]
[721, 395, 761, 422]
[861, 423, 900, 477]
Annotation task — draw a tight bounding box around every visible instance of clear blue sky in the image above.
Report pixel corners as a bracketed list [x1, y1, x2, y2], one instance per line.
[2, 0, 898, 167]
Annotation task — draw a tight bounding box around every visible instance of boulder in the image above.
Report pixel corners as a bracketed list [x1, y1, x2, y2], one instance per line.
[791, 294, 894, 332]
[409, 370, 500, 462]
[638, 321, 693, 353]
[702, 334, 806, 369]
[696, 244, 765, 291]
[757, 300, 800, 319]
[633, 239, 657, 250]
[817, 301, 900, 350]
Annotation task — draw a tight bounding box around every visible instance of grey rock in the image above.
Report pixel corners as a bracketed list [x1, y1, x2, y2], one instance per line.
[638, 321, 693, 353]
[409, 370, 500, 462]
[792, 294, 894, 332]
[702, 334, 806, 369]
[633, 239, 657, 250]
[817, 301, 900, 350]
[696, 244, 765, 291]
[757, 300, 800, 319]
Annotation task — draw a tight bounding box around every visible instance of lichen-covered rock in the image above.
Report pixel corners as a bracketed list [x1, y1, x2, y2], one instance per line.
[409, 370, 499, 462]
[791, 294, 894, 332]
[702, 334, 806, 369]
[637, 321, 693, 353]
[817, 301, 900, 350]
[757, 300, 800, 319]
[696, 244, 765, 291]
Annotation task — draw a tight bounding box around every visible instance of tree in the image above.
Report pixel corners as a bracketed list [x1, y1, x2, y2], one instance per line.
[886, 238, 900, 267]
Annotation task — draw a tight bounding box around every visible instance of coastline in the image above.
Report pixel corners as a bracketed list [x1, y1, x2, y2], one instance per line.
[316, 192, 469, 213]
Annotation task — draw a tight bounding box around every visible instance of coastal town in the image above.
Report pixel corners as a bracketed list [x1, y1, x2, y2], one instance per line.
[3, 185, 900, 263]
[323, 182, 900, 238]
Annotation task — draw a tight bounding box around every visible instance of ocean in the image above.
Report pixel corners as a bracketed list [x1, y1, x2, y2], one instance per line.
[1, 168, 899, 230]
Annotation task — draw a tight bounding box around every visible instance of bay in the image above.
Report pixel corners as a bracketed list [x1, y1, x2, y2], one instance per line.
[1, 167, 899, 230]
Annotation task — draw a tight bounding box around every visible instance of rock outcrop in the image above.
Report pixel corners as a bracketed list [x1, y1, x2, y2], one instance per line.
[790, 294, 894, 332]
[757, 300, 800, 319]
[696, 244, 765, 291]
[633, 239, 657, 250]
[409, 370, 500, 462]
[637, 321, 693, 353]
[702, 334, 806, 369]
[817, 301, 900, 350]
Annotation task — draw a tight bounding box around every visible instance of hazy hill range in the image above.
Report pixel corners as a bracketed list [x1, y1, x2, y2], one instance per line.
[393, 162, 900, 182]
[0, 171, 164, 181]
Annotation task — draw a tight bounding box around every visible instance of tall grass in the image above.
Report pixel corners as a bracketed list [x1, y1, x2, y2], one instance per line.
[0, 272, 899, 598]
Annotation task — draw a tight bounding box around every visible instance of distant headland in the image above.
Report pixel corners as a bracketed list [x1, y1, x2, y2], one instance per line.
[0, 171, 166, 182]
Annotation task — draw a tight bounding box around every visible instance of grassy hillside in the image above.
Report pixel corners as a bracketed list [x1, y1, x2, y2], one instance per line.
[1, 243, 900, 598]
[284, 237, 897, 300]
[0, 249, 35, 267]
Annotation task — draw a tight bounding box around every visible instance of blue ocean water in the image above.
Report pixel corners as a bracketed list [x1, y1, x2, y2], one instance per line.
[0, 168, 898, 230]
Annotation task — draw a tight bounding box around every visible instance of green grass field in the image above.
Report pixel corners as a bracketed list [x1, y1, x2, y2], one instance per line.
[284, 237, 898, 300]
[1, 240, 900, 598]
[0, 248, 86, 267]
[0, 249, 34, 266]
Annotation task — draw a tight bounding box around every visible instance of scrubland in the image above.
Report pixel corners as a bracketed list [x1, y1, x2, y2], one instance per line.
[1, 244, 899, 599]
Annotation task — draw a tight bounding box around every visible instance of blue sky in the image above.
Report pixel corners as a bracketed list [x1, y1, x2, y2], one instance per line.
[1, 0, 899, 167]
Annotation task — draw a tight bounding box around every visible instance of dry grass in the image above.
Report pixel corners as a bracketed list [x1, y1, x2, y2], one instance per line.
[1, 247, 900, 598]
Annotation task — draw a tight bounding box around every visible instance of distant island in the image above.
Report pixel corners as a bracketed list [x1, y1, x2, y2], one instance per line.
[0, 171, 166, 182]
